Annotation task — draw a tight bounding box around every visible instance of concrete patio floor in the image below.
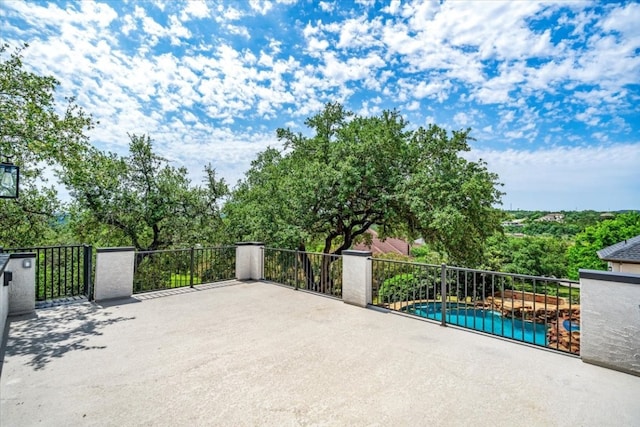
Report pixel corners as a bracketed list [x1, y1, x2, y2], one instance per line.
[2, 280, 639, 427]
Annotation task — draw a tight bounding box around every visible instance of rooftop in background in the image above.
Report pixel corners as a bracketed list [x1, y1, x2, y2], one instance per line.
[353, 229, 411, 256]
[597, 235, 640, 263]
[535, 213, 565, 222]
[2, 281, 639, 426]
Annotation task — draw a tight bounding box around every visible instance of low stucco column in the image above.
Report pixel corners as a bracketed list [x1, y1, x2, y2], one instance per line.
[8, 253, 36, 315]
[1, 254, 12, 344]
[94, 247, 135, 301]
[236, 242, 264, 280]
[342, 250, 372, 307]
[579, 269, 640, 376]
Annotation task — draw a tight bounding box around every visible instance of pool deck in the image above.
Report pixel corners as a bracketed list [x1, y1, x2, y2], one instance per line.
[2, 280, 640, 426]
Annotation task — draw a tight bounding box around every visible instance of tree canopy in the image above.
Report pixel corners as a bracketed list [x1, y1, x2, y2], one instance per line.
[0, 43, 93, 247]
[63, 134, 228, 251]
[225, 102, 504, 266]
[566, 212, 640, 279]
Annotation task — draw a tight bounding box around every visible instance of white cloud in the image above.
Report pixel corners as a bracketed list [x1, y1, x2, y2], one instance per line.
[249, 0, 273, 15]
[215, 4, 244, 23]
[1, 0, 638, 211]
[406, 100, 420, 111]
[226, 25, 251, 38]
[319, 2, 335, 12]
[335, 16, 382, 49]
[410, 79, 453, 102]
[453, 112, 471, 127]
[600, 2, 640, 38]
[181, 0, 210, 21]
[384, 0, 401, 15]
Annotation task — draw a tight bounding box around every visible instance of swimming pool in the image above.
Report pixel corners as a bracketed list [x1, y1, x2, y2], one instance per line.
[404, 302, 548, 346]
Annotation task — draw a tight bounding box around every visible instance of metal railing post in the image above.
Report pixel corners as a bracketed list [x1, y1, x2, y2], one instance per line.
[440, 263, 447, 327]
[190, 247, 195, 288]
[294, 250, 299, 290]
[83, 244, 93, 300]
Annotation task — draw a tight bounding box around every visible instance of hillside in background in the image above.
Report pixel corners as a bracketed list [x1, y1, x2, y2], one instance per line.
[500, 210, 632, 238]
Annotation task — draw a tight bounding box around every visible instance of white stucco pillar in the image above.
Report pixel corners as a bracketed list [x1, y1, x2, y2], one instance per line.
[342, 250, 372, 307]
[8, 253, 36, 315]
[236, 242, 264, 280]
[579, 269, 640, 376]
[94, 247, 135, 301]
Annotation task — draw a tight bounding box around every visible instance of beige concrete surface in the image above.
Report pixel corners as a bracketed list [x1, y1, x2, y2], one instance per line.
[1, 281, 639, 427]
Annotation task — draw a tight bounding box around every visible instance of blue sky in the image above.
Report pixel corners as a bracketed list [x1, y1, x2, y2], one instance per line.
[2, 0, 639, 210]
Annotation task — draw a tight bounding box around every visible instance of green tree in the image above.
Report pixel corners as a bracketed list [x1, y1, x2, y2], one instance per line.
[495, 235, 570, 278]
[566, 212, 640, 279]
[0, 43, 93, 247]
[225, 103, 504, 287]
[63, 134, 227, 251]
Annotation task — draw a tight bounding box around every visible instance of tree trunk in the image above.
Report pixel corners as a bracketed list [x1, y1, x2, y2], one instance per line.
[297, 245, 315, 291]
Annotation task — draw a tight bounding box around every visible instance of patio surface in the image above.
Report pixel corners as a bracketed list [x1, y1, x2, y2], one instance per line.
[2, 280, 639, 426]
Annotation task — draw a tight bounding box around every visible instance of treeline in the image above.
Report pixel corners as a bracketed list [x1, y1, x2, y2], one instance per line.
[502, 210, 615, 237]
[408, 211, 640, 280]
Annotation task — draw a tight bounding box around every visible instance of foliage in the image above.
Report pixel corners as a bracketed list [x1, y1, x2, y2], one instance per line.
[62, 134, 228, 251]
[225, 103, 503, 266]
[566, 212, 640, 279]
[378, 273, 420, 302]
[482, 234, 571, 278]
[409, 244, 445, 264]
[0, 43, 93, 247]
[502, 210, 612, 238]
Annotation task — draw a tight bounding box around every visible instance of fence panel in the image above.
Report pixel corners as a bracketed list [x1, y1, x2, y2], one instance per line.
[372, 258, 580, 355]
[133, 246, 235, 294]
[1, 244, 92, 301]
[263, 248, 342, 298]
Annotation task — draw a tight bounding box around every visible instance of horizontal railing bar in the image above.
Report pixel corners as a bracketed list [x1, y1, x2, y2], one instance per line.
[136, 246, 239, 255]
[263, 247, 341, 258]
[372, 258, 578, 284]
[2, 244, 87, 251]
[444, 265, 579, 284]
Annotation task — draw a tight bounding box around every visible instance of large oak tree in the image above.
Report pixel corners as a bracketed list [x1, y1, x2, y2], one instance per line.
[63, 134, 228, 251]
[225, 103, 504, 277]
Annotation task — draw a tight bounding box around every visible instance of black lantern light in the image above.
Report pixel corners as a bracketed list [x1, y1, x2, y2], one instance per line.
[0, 160, 19, 199]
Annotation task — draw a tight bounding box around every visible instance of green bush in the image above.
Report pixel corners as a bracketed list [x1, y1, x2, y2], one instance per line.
[379, 273, 433, 303]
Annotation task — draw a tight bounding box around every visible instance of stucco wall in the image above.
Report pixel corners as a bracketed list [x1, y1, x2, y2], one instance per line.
[8, 254, 36, 315]
[342, 250, 372, 308]
[94, 248, 135, 301]
[236, 243, 263, 280]
[609, 261, 640, 275]
[0, 254, 9, 348]
[579, 269, 640, 376]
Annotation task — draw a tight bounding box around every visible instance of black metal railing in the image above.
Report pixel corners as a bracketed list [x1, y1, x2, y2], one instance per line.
[1, 244, 93, 301]
[263, 248, 342, 297]
[373, 258, 580, 355]
[133, 246, 236, 294]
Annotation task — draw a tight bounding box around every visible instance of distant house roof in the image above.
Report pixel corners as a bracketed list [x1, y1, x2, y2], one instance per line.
[597, 235, 640, 263]
[535, 213, 564, 222]
[353, 229, 410, 256]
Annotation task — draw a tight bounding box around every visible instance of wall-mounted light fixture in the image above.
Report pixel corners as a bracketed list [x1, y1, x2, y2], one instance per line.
[0, 161, 19, 199]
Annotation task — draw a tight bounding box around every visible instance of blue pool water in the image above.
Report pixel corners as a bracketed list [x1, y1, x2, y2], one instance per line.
[405, 302, 548, 346]
[563, 319, 580, 332]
